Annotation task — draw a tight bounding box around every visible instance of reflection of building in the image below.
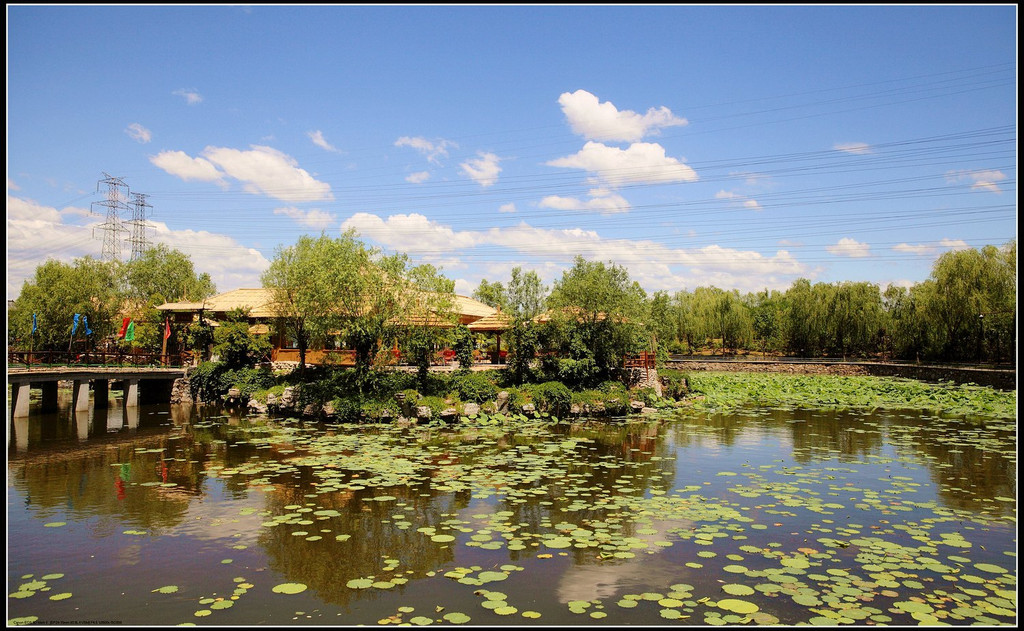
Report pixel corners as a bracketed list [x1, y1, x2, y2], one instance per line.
[157, 288, 498, 365]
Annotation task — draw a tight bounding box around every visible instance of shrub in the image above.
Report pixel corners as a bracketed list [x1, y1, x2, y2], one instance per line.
[224, 366, 277, 399]
[330, 396, 366, 424]
[527, 381, 572, 416]
[448, 370, 499, 403]
[660, 371, 689, 400]
[188, 361, 232, 403]
[417, 395, 451, 417]
[553, 358, 600, 390]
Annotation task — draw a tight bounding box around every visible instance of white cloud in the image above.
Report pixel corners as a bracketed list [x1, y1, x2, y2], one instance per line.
[273, 206, 336, 230]
[834, 142, 872, 154]
[5, 193, 270, 299]
[173, 88, 203, 105]
[150, 150, 226, 183]
[558, 90, 687, 142]
[547, 141, 698, 187]
[715, 190, 762, 211]
[946, 169, 1007, 193]
[893, 242, 933, 255]
[826, 237, 871, 258]
[539, 189, 631, 214]
[153, 145, 333, 202]
[8, 178, 21, 191]
[395, 136, 456, 165]
[308, 130, 340, 152]
[126, 123, 152, 144]
[343, 212, 812, 294]
[498, 203, 516, 213]
[460, 152, 502, 187]
[342, 212, 481, 254]
[405, 171, 430, 184]
[939, 238, 970, 250]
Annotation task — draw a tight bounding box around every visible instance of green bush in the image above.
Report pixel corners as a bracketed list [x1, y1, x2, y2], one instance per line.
[224, 366, 276, 399]
[448, 370, 499, 403]
[552, 358, 600, 389]
[527, 381, 572, 416]
[597, 381, 630, 415]
[660, 371, 689, 400]
[188, 361, 232, 403]
[330, 396, 366, 424]
[417, 395, 451, 417]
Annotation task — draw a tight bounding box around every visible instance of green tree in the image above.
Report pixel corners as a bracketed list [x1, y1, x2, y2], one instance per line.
[506, 267, 548, 320]
[925, 242, 1016, 361]
[261, 231, 372, 378]
[824, 281, 884, 359]
[749, 289, 786, 357]
[213, 308, 272, 369]
[472, 278, 507, 312]
[545, 256, 648, 380]
[123, 244, 216, 304]
[9, 257, 121, 351]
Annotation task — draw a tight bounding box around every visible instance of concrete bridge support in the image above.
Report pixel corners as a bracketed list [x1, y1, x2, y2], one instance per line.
[72, 380, 91, 412]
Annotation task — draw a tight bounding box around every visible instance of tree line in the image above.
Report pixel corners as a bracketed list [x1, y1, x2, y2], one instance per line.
[8, 236, 1015, 374]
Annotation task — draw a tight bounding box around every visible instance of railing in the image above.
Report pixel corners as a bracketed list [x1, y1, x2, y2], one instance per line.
[8, 350, 192, 369]
[624, 351, 656, 370]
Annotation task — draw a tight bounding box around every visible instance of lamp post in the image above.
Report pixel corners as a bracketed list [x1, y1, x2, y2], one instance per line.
[978, 313, 985, 363]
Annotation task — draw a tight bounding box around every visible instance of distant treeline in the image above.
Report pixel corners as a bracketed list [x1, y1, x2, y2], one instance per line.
[641, 241, 1015, 363]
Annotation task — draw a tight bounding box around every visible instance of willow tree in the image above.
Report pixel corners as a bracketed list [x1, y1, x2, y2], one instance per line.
[261, 231, 372, 378]
[9, 256, 122, 351]
[545, 255, 648, 382]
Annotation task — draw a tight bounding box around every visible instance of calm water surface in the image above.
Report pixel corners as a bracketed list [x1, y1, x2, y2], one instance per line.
[7, 392, 1017, 626]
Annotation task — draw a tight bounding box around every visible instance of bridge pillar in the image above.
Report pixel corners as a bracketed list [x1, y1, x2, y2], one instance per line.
[124, 379, 140, 407]
[72, 380, 91, 412]
[93, 380, 109, 409]
[75, 409, 91, 441]
[12, 382, 33, 418]
[40, 381, 59, 413]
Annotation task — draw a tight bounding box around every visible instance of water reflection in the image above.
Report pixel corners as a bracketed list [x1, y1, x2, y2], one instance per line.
[7, 396, 1017, 626]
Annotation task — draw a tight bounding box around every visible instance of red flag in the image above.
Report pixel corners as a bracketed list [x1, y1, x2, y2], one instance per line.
[119, 317, 130, 339]
[164, 318, 172, 340]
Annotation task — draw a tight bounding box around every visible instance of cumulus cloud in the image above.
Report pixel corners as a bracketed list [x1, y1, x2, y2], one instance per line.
[308, 130, 340, 152]
[715, 190, 762, 211]
[460, 151, 502, 187]
[5, 193, 270, 299]
[939, 238, 970, 250]
[893, 242, 933, 255]
[151, 145, 333, 202]
[150, 150, 225, 183]
[547, 141, 697, 187]
[826, 237, 871, 258]
[273, 206, 336, 229]
[498, 203, 516, 213]
[834, 142, 872, 154]
[126, 123, 152, 144]
[173, 88, 203, 105]
[946, 169, 1007, 193]
[405, 171, 430, 184]
[342, 212, 811, 294]
[342, 212, 481, 254]
[395, 136, 457, 165]
[558, 90, 687, 142]
[539, 189, 631, 214]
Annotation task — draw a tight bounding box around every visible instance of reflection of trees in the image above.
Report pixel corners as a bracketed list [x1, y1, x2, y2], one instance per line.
[257, 483, 459, 608]
[8, 432, 203, 532]
[885, 413, 1017, 515]
[779, 408, 885, 463]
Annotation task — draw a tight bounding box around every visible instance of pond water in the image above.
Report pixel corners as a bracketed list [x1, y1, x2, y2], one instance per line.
[7, 392, 1017, 626]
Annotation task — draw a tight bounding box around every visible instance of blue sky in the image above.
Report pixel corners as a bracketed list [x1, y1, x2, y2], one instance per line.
[7, 4, 1017, 301]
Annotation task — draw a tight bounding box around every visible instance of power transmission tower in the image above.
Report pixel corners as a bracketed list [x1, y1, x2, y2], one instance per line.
[91, 173, 130, 262]
[127, 192, 153, 260]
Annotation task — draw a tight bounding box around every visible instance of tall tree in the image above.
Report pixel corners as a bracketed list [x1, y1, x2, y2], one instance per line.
[9, 257, 121, 351]
[506, 267, 548, 320]
[546, 256, 648, 379]
[261, 231, 371, 377]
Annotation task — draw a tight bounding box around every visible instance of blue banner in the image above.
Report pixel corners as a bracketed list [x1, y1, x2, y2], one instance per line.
[32, 313, 37, 335]
[71, 313, 80, 336]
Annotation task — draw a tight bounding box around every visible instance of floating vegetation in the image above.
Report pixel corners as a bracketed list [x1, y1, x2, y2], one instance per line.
[6, 374, 1016, 625]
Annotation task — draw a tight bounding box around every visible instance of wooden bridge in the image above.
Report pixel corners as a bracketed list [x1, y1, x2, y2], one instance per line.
[8, 365, 187, 419]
